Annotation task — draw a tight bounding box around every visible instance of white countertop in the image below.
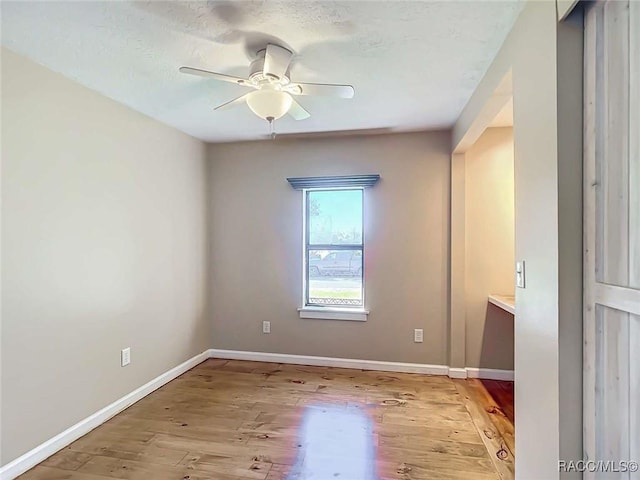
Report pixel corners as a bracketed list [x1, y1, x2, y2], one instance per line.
[488, 294, 515, 315]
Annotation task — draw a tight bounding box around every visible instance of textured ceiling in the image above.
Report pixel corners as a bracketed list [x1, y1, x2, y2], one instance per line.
[1, 1, 524, 142]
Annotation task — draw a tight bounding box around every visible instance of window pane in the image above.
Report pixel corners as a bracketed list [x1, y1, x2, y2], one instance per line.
[308, 190, 363, 245]
[308, 249, 363, 306]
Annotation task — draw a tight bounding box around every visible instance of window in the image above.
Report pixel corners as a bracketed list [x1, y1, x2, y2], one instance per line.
[288, 174, 378, 321]
[304, 189, 364, 308]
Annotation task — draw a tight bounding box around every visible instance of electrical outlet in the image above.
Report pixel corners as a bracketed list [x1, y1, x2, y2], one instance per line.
[262, 321, 271, 334]
[414, 329, 424, 343]
[121, 347, 131, 367]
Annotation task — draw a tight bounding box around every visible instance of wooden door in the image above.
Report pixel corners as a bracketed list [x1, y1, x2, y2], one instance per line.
[584, 1, 640, 478]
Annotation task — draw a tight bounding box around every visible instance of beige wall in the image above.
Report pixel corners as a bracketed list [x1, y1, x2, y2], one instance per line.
[464, 127, 514, 370]
[453, 1, 583, 478]
[0, 48, 210, 464]
[207, 132, 451, 365]
[448, 153, 466, 369]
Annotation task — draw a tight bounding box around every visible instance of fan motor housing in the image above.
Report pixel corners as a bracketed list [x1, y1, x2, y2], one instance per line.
[249, 49, 290, 85]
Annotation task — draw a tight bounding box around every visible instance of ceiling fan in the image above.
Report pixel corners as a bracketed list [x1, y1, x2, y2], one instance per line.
[179, 44, 355, 133]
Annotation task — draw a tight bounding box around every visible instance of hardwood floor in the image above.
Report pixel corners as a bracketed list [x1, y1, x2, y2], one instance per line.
[18, 359, 515, 480]
[469, 380, 515, 462]
[480, 380, 514, 425]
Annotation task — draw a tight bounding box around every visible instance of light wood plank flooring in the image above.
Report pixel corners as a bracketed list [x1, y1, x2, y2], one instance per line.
[18, 359, 514, 480]
[477, 379, 515, 459]
[479, 380, 514, 425]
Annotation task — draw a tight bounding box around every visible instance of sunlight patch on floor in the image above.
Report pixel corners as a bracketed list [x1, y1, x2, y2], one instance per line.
[288, 404, 378, 480]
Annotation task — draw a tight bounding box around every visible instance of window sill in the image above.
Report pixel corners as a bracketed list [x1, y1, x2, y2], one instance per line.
[298, 306, 369, 322]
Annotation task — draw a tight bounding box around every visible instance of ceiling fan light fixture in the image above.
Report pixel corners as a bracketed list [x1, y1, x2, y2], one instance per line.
[180, 42, 354, 123]
[246, 90, 292, 120]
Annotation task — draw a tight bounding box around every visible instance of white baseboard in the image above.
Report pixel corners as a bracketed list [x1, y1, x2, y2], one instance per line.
[466, 367, 514, 381]
[208, 349, 514, 381]
[447, 367, 468, 379]
[0, 350, 209, 480]
[208, 349, 450, 376]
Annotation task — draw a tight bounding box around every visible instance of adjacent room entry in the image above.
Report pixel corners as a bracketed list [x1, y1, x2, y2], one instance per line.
[583, 0, 640, 476]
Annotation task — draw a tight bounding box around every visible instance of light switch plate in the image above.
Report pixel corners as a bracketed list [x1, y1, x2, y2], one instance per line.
[516, 261, 525, 288]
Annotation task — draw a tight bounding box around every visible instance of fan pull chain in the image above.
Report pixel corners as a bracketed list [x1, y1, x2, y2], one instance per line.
[267, 116, 276, 140]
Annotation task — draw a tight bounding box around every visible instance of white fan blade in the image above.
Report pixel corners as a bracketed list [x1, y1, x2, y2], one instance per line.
[214, 94, 250, 111]
[179, 66, 251, 87]
[288, 82, 355, 99]
[263, 44, 293, 80]
[287, 99, 311, 120]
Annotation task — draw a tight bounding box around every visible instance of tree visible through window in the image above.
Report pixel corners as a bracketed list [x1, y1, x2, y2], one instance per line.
[305, 189, 364, 307]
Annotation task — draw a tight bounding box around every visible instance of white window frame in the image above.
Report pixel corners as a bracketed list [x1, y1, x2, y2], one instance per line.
[298, 187, 369, 321]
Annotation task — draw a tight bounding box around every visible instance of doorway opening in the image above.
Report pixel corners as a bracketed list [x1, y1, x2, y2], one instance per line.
[450, 70, 516, 471]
